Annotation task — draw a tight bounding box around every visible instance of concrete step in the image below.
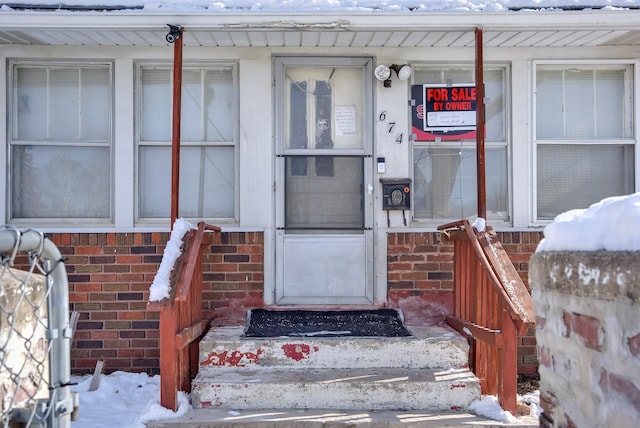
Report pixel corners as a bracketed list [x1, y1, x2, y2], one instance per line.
[147, 408, 540, 427]
[198, 324, 470, 374]
[191, 367, 480, 411]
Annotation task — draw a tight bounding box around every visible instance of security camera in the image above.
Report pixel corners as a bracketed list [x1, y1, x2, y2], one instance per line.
[166, 25, 183, 44]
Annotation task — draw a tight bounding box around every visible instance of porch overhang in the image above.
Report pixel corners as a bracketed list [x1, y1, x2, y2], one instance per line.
[0, 9, 639, 48]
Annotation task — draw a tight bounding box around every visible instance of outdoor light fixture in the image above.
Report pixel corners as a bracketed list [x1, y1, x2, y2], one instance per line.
[166, 24, 183, 43]
[374, 64, 391, 82]
[390, 64, 412, 81]
[374, 63, 412, 87]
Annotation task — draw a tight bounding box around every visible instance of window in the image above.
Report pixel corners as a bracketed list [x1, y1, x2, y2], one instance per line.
[534, 63, 635, 220]
[136, 63, 237, 221]
[411, 65, 509, 223]
[9, 61, 112, 222]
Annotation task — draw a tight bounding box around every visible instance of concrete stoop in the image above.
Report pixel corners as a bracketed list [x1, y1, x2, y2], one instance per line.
[146, 408, 540, 427]
[146, 323, 538, 427]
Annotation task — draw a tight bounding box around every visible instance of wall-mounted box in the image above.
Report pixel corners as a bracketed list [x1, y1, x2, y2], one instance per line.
[380, 178, 411, 210]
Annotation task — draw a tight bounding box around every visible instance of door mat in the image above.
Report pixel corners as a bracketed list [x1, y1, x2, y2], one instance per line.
[243, 309, 413, 338]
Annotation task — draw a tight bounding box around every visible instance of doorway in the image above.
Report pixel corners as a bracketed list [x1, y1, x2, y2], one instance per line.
[274, 57, 374, 305]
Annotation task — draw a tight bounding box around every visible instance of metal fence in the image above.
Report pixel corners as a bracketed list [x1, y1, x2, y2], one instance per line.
[0, 227, 75, 428]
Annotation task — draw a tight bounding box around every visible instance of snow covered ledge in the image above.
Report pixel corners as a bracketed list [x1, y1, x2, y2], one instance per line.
[529, 193, 640, 427]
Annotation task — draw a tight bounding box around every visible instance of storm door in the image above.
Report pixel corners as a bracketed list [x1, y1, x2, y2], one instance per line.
[274, 57, 374, 305]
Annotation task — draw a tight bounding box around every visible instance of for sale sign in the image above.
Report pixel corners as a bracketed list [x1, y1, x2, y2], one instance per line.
[411, 84, 478, 141]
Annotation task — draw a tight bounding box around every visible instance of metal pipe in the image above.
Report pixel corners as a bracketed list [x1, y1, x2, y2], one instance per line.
[170, 27, 184, 228]
[475, 26, 487, 220]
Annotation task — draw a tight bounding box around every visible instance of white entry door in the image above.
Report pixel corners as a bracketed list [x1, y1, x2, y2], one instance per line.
[274, 57, 374, 305]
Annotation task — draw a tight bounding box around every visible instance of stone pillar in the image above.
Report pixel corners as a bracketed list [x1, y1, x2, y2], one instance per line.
[530, 252, 640, 428]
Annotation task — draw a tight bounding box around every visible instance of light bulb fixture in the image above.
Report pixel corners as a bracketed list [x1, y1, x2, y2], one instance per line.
[390, 64, 412, 81]
[374, 63, 412, 88]
[374, 64, 391, 82]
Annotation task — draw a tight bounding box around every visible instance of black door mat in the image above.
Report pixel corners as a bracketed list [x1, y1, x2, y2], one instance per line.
[242, 308, 413, 338]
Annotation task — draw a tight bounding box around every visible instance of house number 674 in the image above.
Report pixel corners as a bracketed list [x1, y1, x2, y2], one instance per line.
[378, 110, 403, 144]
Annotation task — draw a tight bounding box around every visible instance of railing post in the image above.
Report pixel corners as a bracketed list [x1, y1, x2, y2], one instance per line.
[499, 309, 518, 414]
[159, 307, 179, 411]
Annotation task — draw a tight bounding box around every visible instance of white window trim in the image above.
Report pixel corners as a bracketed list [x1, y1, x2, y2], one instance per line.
[133, 60, 240, 227]
[530, 59, 639, 225]
[6, 59, 115, 228]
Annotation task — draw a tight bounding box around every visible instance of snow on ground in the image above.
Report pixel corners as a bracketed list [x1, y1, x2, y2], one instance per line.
[70, 371, 541, 426]
[70, 372, 190, 428]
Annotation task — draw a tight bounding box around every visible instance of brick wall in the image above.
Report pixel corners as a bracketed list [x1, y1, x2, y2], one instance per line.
[386, 230, 544, 375]
[47, 231, 264, 375]
[37, 229, 540, 376]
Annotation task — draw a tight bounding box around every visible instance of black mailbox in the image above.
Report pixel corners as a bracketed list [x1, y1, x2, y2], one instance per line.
[380, 178, 411, 210]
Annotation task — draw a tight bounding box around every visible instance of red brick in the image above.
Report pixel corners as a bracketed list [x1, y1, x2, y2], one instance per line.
[76, 246, 104, 255]
[400, 271, 428, 280]
[238, 245, 264, 254]
[90, 331, 118, 340]
[74, 283, 103, 292]
[118, 349, 145, 358]
[563, 311, 603, 351]
[600, 369, 640, 412]
[388, 262, 412, 271]
[103, 339, 130, 349]
[69, 293, 89, 302]
[118, 311, 146, 320]
[116, 255, 143, 264]
[414, 281, 443, 290]
[212, 264, 238, 272]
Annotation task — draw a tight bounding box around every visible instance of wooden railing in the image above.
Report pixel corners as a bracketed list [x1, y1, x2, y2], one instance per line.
[438, 220, 535, 414]
[147, 222, 221, 411]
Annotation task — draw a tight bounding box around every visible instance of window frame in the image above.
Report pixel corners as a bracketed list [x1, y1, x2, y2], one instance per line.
[7, 59, 114, 227]
[532, 60, 638, 223]
[410, 62, 512, 227]
[133, 60, 239, 226]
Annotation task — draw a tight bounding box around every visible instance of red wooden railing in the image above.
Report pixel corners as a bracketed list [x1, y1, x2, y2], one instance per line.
[147, 222, 221, 411]
[438, 219, 535, 414]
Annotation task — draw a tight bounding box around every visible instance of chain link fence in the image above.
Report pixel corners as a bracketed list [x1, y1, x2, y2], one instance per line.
[0, 227, 75, 428]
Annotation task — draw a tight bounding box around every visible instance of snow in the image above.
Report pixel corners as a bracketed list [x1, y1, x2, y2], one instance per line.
[70, 372, 190, 428]
[468, 395, 520, 424]
[1, 0, 639, 13]
[472, 217, 486, 232]
[536, 192, 640, 253]
[70, 371, 541, 426]
[148, 218, 196, 302]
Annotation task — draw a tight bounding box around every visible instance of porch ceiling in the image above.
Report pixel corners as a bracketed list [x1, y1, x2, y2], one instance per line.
[0, 11, 639, 48]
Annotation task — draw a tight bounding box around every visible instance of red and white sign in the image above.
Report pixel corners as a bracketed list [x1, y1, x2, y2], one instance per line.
[411, 84, 478, 141]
